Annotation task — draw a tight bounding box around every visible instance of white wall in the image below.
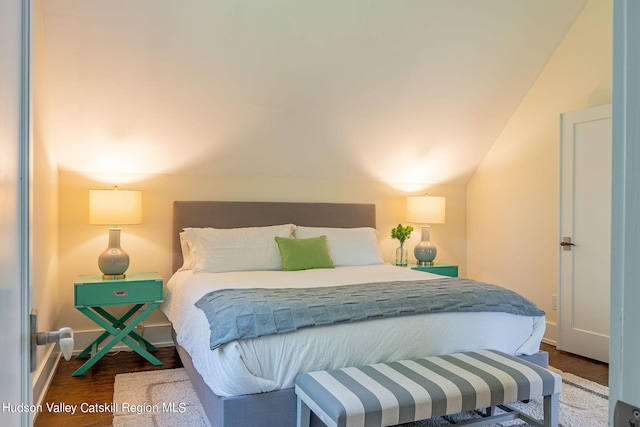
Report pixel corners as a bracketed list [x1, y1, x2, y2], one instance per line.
[57, 171, 467, 342]
[37, 0, 586, 187]
[32, 0, 61, 403]
[466, 0, 612, 344]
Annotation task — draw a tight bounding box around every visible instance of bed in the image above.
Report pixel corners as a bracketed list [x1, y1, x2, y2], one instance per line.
[162, 201, 548, 427]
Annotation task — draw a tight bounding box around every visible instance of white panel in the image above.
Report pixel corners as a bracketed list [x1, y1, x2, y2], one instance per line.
[571, 118, 611, 336]
[0, 0, 31, 426]
[558, 104, 611, 363]
[611, 0, 640, 420]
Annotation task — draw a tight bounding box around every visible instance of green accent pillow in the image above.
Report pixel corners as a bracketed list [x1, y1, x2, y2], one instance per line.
[274, 236, 335, 271]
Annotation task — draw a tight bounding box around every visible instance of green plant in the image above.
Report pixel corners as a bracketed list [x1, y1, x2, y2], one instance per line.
[390, 224, 414, 245]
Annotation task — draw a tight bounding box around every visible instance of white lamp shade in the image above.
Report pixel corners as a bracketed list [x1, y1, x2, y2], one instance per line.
[89, 189, 142, 226]
[407, 195, 446, 224]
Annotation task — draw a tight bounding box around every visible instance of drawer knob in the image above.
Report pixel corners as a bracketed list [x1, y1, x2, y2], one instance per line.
[114, 290, 128, 297]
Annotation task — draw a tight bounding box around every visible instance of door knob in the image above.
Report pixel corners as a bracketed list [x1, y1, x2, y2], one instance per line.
[561, 237, 575, 251]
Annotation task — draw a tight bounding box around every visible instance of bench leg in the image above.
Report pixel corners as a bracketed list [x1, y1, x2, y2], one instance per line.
[544, 393, 560, 427]
[297, 396, 311, 427]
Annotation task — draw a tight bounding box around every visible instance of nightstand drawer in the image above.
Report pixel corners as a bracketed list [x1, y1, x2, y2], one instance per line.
[74, 273, 163, 307]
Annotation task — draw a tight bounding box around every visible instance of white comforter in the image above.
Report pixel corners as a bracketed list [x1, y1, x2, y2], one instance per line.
[161, 265, 545, 397]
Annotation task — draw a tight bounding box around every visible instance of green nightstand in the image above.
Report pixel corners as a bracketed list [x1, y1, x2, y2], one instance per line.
[410, 263, 459, 277]
[73, 272, 163, 376]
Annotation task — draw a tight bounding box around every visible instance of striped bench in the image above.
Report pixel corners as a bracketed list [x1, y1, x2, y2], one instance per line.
[294, 349, 561, 427]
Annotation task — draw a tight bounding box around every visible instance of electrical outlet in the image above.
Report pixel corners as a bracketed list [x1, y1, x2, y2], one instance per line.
[135, 321, 144, 335]
[134, 304, 147, 335]
[551, 295, 557, 310]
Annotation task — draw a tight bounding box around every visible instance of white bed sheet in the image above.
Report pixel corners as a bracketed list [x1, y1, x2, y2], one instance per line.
[161, 265, 545, 397]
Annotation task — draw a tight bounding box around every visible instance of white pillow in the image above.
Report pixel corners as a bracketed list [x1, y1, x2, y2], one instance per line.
[178, 231, 195, 271]
[184, 224, 295, 273]
[294, 226, 384, 266]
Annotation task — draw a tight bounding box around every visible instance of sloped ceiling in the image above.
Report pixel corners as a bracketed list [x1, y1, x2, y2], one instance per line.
[37, 0, 587, 187]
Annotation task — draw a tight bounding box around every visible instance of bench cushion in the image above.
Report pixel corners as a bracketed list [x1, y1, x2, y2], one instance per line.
[295, 349, 561, 427]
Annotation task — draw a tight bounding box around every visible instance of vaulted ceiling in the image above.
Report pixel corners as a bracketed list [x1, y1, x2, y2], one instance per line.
[36, 0, 587, 186]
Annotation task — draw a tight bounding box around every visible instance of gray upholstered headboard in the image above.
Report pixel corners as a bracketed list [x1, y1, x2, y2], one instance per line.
[172, 201, 376, 272]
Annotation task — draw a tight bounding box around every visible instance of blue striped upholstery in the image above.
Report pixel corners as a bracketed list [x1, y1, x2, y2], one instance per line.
[295, 349, 561, 427]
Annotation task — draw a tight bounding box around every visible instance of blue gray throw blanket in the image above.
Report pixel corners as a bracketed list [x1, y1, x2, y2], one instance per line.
[195, 277, 545, 350]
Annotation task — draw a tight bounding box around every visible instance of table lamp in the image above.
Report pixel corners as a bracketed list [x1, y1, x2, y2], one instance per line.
[89, 186, 142, 279]
[407, 195, 446, 265]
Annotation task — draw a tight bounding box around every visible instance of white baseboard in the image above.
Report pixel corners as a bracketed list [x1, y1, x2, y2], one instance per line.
[32, 344, 61, 407]
[543, 320, 557, 346]
[71, 322, 174, 355]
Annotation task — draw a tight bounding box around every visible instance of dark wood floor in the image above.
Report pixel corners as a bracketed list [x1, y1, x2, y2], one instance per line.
[35, 347, 183, 427]
[541, 342, 609, 386]
[34, 343, 608, 426]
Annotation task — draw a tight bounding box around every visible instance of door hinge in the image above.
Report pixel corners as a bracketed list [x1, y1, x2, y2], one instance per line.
[614, 400, 640, 426]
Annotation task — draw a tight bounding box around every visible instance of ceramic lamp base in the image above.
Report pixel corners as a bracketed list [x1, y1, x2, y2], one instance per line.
[98, 228, 130, 279]
[414, 225, 437, 265]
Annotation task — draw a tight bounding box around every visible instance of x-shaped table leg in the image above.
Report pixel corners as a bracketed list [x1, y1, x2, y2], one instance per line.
[73, 303, 162, 376]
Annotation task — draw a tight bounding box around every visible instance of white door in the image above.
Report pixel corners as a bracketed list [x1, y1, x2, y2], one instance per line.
[558, 104, 612, 363]
[0, 0, 32, 426]
[610, 0, 640, 422]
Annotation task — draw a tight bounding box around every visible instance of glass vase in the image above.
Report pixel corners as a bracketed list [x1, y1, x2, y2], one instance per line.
[395, 244, 408, 266]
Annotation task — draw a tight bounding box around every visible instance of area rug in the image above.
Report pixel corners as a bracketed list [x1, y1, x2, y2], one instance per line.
[112, 367, 608, 427]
